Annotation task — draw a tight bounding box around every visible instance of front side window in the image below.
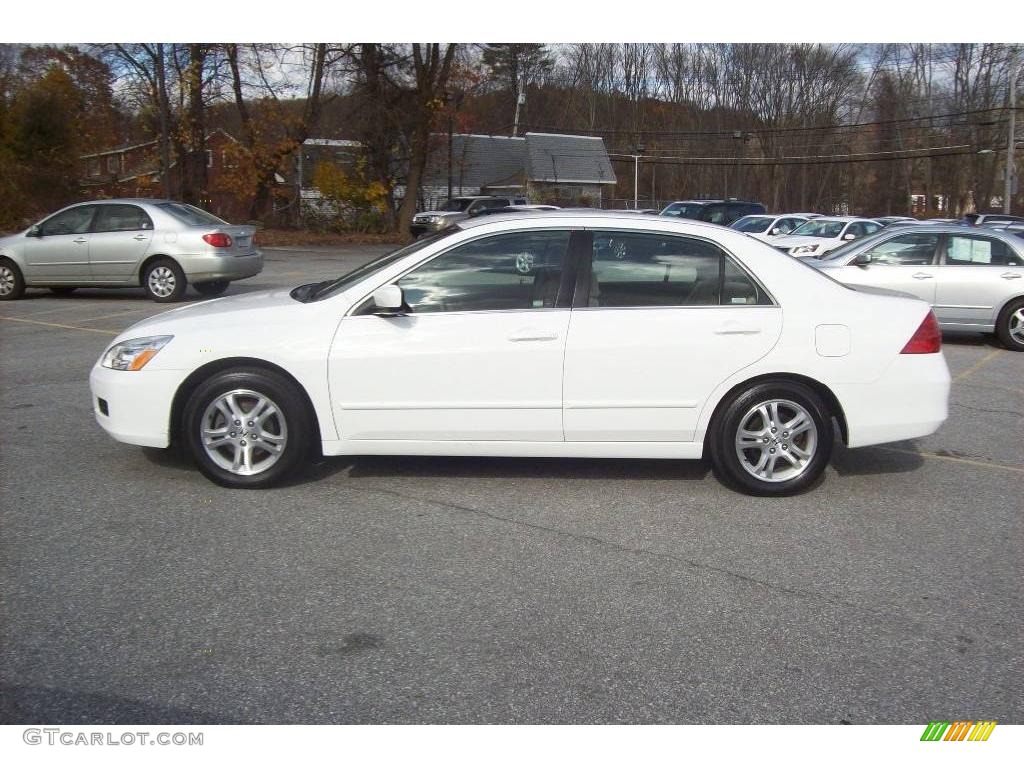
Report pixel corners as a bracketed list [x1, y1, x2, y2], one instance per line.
[589, 231, 770, 307]
[862, 222, 882, 236]
[396, 230, 570, 314]
[945, 235, 1011, 265]
[39, 206, 96, 236]
[660, 203, 706, 219]
[440, 199, 473, 212]
[863, 233, 939, 266]
[777, 217, 805, 234]
[93, 204, 153, 233]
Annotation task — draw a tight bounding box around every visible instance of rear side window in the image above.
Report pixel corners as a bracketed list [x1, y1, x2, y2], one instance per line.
[156, 202, 228, 226]
[588, 231, 772, 307]
[945, 234, 1012, 265]
[863, 233, 940, 265]
[94, 204, 153, 232]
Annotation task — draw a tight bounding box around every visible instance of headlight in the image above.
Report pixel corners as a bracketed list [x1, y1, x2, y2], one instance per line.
[791, 244, 819, 256]
[101, 335, 173, 371]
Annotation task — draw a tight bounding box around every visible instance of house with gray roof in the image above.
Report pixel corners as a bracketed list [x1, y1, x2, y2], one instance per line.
[420, 132, 616, 209]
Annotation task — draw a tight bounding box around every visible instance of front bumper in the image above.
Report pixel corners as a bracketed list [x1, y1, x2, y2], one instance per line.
[180, 251, 263, 283]
[89, 363, 187, 448]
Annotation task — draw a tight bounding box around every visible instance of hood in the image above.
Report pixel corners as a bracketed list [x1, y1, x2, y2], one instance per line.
[118, 288, 300, 339]
[0, 231, 26, 249]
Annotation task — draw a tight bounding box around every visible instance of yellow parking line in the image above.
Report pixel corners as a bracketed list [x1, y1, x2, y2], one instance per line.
[877, 446, 1023, 474]
[952, 348, 1002, 383]
[0, 316, 119, 335]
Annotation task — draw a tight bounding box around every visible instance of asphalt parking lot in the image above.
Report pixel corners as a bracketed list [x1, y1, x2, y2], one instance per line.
[0, 245, 1021, 724]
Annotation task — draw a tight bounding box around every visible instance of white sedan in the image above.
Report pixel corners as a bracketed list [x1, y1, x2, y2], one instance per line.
[771, 217, 884, 258]
[89, 212, 950, 496]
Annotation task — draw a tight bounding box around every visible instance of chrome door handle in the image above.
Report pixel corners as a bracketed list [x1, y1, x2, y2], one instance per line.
[133, 234, 149, 241]
[912, 272, 934, 279]
[73, 237, 87, 244]
[714, 326, 761, 335]
[508, 331, 558, 342]
[1001, 272, 1022, 279]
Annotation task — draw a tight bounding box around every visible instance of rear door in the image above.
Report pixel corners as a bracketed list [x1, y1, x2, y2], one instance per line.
[562, 229, 782, 443]
[935, 232, 1024, 327]
[829, 231, 941, 304]
[21, 205, 97, 282]
[88, 204, 154, 281]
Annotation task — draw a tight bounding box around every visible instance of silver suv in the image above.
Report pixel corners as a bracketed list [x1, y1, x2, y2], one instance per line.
[411, 195, 527, 236]
[0, 199, 263, 302]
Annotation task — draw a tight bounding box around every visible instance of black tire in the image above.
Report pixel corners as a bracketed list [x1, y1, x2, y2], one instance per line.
[0, 258, 25, 301]
[49, 286, 77, 296]
[194, 280, 231, 297]
[142, 257, 187, 302]
[709, 380, 833, 497]
[183, 367, 312, 489]
[995, 297, 1024, 351]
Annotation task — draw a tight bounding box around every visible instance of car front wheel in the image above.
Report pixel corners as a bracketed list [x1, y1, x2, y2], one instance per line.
[995, 298, 1024, 351]
[183, 368, 312, 488]
[709, 380, 833, 496]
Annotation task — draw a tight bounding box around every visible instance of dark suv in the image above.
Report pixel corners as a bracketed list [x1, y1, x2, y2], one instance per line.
[659, 199, 766, 226]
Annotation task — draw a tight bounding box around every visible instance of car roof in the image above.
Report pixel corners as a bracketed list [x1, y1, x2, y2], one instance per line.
[457, 209, 732, 233]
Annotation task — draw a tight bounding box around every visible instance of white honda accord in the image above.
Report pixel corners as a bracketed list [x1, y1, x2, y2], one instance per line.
[89, 212, 951, 496]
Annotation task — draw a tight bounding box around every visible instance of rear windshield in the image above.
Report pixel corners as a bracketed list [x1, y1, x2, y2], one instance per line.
[156, 202, 228, 226]
[731, 215, 773, 233]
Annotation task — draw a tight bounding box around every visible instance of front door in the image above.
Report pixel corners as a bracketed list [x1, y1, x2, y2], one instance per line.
[21, 205, 97, 282]
[88, 204, 155, 281]
[563, 230, 783, 443]
[329, 229, 576, 442]
[831, 230, 941, 305]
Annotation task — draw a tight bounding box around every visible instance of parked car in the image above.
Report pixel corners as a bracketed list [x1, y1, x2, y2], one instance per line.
[0, 199, 262, 303]
[729, 214, 812, 243]
[411, 195, 527, 236]
[964, 213, 1024, 227]
[875, 216, 919, 227]
[811, 224, 1024, 350]
[659, 199, 766, 225]
[770, 217, 883, 258]
[90, 211, 950, 496]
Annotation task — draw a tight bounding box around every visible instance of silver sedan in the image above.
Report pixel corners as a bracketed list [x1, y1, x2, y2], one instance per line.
[811, 224, 1024, 350]
[0, 199, 263, 302]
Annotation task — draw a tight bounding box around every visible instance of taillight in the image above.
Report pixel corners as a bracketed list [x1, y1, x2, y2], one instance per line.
[900, 311, 941, 354]
[203, 233, 233, 248]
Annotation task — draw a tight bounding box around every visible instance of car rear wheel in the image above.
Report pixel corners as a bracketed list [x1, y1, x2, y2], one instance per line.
[183, 368, 312, 489]
[194, 280, 231, 297]
[0, 258, 25, 301]
[709, 380, 833, 496]
[995, 298, 1024, 351]
[143, 258, 187, 302]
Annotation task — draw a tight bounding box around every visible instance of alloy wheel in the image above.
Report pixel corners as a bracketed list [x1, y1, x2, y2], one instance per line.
[1009, 308, 1024, 345]
[200, 389, 288, 476]
[0, 265, 14, 296]
[148, 266, 177, 298]
[734, 398, 818, 483]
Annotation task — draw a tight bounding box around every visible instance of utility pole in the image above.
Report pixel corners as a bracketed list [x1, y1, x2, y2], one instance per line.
[1005, 50, 1018, 214]
[512, 75, 526, 136]
[633, 143, 645, 209]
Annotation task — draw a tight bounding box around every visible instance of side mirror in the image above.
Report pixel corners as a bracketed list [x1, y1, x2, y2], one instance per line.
[854, 253, 872, 266]
[842, 233, 856, 241]
[26, 225, 41, 238]
[771, 227, 781, 235]
[372, 284, 405, 316]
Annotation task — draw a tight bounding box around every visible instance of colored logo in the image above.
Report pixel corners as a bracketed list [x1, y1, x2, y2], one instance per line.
[920, 721, 996, 741]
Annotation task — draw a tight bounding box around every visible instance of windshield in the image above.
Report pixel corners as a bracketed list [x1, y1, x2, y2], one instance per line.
[731, 216, 773, 233]
[816, 237, 872, 263]
[660, 203, 707, 219]
[156, 202, 228, 226]
[440, 199, 473, 212]
[303, 230, 457, 302]
[790, 219, 847, 238]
